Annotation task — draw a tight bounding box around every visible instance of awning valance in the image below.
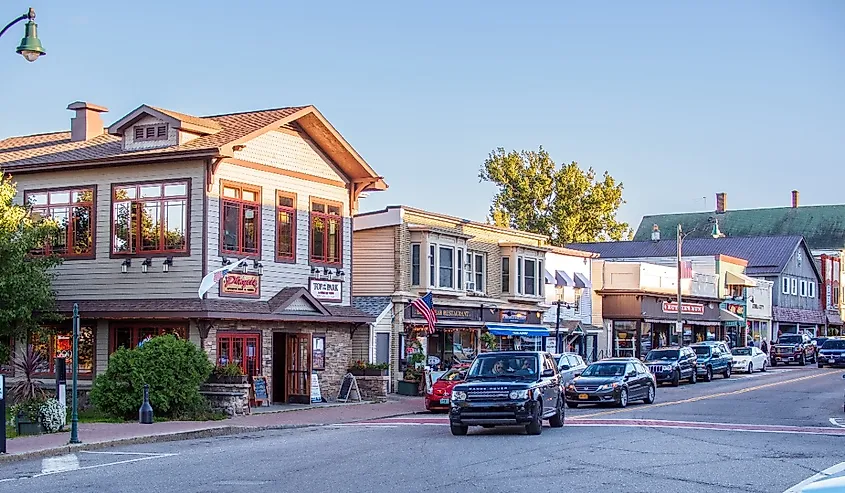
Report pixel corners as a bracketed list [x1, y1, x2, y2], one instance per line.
[555, 270, 574, 287]
[485, 323, 550, 337]
[725, 271, 758, 287]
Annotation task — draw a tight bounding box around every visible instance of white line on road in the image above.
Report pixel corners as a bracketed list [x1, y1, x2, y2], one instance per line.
[828, 418, 845, 428]
[0, 452, 178, 484]
[79, 451, 175, 456]
[783, 461, 845, 493]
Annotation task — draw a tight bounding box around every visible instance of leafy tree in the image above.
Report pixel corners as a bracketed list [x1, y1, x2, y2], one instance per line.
[479, 147, 631, 245]
[0, 174, 61, 355]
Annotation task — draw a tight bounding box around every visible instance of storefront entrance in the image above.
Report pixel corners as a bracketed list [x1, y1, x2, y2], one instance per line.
[272, 332, 312, 404]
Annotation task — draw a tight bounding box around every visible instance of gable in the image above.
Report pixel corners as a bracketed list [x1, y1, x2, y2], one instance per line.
[285, 297, 321, 312]
[233, 127, 348, 184]
[267, 287, 331, 316]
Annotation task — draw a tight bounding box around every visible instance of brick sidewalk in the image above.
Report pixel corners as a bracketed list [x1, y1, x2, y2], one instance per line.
[2, 396, 425, 460]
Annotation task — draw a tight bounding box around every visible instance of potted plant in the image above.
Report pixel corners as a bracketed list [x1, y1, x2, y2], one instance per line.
[481, 332, 498, 351]
[397, 368, 422, 396]
[348, 360, 367, 376]
[208, 362, 247, 384]
[364, 362, 390, 376]
[12, 398, 46, 435]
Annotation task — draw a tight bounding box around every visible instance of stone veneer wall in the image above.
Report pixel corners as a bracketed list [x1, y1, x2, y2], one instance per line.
[356, 375, 389, 401]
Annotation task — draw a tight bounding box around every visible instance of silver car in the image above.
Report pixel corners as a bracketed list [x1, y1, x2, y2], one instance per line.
[554, 353, 588, 386]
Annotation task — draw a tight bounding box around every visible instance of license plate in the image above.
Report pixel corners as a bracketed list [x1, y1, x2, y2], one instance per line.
[578, 394, 589, 400]
[830, 358, 836, 364]
[440, 399, 450, 404]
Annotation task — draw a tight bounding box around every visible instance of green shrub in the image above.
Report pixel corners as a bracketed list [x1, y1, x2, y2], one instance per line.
[90, 335, 213, 420]
[212, 362, 244, 377]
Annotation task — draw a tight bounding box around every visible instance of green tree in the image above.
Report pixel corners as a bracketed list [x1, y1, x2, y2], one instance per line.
[0, 174, 61, 353]
[479, 147, 631, 245]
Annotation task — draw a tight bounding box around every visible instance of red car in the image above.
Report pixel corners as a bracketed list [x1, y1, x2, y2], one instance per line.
[424, 368, 466, 412]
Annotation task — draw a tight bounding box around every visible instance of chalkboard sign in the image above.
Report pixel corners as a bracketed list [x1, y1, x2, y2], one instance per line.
[252, 376, 269, 406]
[337, 372, 360, 403]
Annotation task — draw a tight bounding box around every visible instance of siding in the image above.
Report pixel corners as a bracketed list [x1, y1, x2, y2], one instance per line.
[233, 130, 343, 182]
[778, 243, 822, 310]
[124, 115, 179, 151]
[351, 227, 396, 296]
[351, 325, 369, 362]
[12, 160, 206, 299]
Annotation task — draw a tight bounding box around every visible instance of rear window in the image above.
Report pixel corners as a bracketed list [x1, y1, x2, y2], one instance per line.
[822, 340, 845, 350]
[438, 369, 465, 381]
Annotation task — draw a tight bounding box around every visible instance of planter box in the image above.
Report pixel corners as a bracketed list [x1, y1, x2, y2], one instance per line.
[364, 369, 389, 376]
[207, 375, 248, 385]
[397, 380, 420, 396]
[15, 414, 45, 436]
[349, 369, 366, 377]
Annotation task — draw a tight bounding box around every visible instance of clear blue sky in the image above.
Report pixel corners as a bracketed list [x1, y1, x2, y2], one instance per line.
[2, 1, 843, 230]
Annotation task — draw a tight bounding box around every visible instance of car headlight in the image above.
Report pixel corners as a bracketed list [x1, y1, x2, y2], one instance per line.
[597, 383, 619, 391]
[509, 389, 530, 400]
[566, 384, 576, 391]
[452, 391, 467, 401]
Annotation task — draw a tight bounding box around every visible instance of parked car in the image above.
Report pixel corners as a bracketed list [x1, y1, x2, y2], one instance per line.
[449, 351, 564, 436]
[730, 347, 769, 373]
[565, 358, 656, 408]
[772, 333, 817, 366]
[812, 337, 830, 350]
[692, 344, 732, 381]
[554, 353, 588, 385]
[817, 339, 845, 368]
[696, 340, 733, 362]
[425, 368, 466, 412]
[642, 347, 698, 386]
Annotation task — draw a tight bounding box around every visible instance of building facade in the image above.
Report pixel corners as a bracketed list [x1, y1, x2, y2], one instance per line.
[0, 101, 387, 403]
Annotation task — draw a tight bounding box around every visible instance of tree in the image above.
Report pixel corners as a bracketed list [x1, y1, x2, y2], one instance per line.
[479, 147, 631, 245]
[0, 174, 61, 357]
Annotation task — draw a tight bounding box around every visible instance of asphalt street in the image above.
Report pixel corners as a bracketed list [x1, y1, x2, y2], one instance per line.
[1, 365, 844, 493]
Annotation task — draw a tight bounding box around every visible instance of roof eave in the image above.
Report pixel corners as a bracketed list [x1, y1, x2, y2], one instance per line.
[5, 148, 222, 174]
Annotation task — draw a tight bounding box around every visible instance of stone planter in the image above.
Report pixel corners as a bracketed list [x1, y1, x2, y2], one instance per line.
[207, 374, 248, 385]
[397, 380, 420, 396]
[200, 382, 251, 417]
[15, 413, 44, 436]
[364, 369, 388, 377]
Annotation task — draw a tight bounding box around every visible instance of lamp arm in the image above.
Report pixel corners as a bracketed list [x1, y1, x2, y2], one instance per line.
[0, 14, 28, 40]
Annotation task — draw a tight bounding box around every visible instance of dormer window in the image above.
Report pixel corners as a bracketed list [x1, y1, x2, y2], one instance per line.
[134, 124, 168, 142]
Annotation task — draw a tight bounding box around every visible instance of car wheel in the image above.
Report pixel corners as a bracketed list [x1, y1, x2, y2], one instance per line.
[671, 369, 681, 387]
[643, 384, 655, 404]
[772, 359, 778, 367]
[566, 401, 579, 409]
[724, 365, 731, 378]
[618, 388, 629, 408]
[450, 423, 468, 436]
[549, 398, 564, 428]
[526, 402, 543, 435]
[762, 361, 768, 372]
[818, 363, 824, 368]
[704, 367, 713, 382]
[748, 363, 753, 373]
[799, 354, 806, 366]
[689, 370, 697, 384]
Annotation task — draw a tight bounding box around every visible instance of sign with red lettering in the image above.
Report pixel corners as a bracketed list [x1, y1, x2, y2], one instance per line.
[309, 278, 342, 302]
[220, 273, 261, 298]
[661, 301, 705, 315]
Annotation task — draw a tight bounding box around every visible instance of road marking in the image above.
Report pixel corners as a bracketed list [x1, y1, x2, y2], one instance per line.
[783, 461, 845, 493]
[0, 452, 178, 483]
[574, 369, 840, 419]
[828, 418, 845, 428]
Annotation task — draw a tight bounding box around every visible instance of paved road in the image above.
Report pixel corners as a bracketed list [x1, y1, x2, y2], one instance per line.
[1, 365, 843, 493]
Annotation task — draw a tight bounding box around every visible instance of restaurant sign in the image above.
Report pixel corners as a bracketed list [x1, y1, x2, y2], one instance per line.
[309, 279, 343, 303]
[661, 301, 705, 315]
[500, 310, 528, 324]
[410, 305, 480, 321]
[220, 273, 260, 298]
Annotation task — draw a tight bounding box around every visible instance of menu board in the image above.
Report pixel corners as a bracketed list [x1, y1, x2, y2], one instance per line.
[252, 376, 269, 404]
[310, 372, 322, 403]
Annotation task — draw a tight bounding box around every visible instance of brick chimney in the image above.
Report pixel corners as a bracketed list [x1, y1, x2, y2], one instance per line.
[791, 190, 799, 208]
[715, 192, 727, 213]
[67, 101, 108, 142]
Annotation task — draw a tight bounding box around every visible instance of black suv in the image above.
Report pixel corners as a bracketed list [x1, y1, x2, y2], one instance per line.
[449, 351, 564, 436]
[642, 346, 698, 386]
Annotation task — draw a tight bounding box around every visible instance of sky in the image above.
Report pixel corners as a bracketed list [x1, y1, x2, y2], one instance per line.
[1, 1, 843, 231]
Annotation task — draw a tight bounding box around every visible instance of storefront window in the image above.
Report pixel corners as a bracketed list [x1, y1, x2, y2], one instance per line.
[640, 322, 652, 355]
[217, 332, 261, 376]
[30, 324, 95, 377]
[111, 324, 187, 353]
[312, 335, 326, 370]
[613, 321, 636, 358]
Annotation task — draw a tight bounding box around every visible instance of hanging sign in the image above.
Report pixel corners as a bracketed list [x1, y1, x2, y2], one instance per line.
[500, 310, 528, 323]
[661, 301, 705, 315]
[309, 279, 342, 302]
[220, 272, 261, 298]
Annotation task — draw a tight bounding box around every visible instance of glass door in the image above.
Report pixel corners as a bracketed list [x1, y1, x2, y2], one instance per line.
[286, 334, 311, 404]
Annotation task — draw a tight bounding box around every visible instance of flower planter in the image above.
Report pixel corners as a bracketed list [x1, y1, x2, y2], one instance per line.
[349, 369, 366, 377]
[207, 375, 248, 385]
[15, 413, 44, 436]
[397, 380, 420, 396]
[364, 369, 389, 376]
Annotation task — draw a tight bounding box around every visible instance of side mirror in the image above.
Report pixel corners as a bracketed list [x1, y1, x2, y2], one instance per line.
[639, 356, 646, 361]
[542, 369, 555, 377]
[559, 364, 571, 371]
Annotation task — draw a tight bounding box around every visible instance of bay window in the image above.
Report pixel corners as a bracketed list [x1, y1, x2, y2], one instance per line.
[411, 244, 421, 285]
[524, 258, 537, 295]
[276, 191, 296, 261]
[502, 257, 510, 293]
[30, 323, 95, 377]
[217, 332, 261, 376]
[113, 181, 188, 255]
[221, 182, 261, 256]
[428, 245, 435, 286]
[310, 199, 342, 265]
[439, 246, 454, 288]
[111, 324, 187, 354]
[27, 187, 95, 258]
[457, 248, 464, 290]
[474, 253, 485, 292]
[517, 256, 523, 294]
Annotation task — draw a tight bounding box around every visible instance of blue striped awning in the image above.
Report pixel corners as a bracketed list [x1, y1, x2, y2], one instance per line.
[485, 323, 550, 337]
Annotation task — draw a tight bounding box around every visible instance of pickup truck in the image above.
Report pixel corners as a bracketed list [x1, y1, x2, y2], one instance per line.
[772, 333, 816, 366]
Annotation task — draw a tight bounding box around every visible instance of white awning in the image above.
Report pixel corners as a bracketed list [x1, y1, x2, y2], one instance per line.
[720, 309, 744, 322]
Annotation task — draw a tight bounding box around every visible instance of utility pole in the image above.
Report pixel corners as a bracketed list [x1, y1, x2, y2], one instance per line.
[677, 224, 683, 347]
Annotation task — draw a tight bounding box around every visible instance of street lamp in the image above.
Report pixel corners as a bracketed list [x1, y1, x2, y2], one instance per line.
[0, 8, 46, 62]
[553, 286, 577, 353]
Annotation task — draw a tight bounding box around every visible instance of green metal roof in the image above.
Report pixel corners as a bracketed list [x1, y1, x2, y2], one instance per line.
[634, 205, 845, 251]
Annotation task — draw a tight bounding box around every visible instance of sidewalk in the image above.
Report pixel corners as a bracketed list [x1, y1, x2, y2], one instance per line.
[2, 396, 425, 462]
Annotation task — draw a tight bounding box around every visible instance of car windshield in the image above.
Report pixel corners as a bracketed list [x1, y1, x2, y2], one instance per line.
[732, 348, 752, 356]
[822, 340, 845, 350]
[778, 335, 803, 344]
[581, 363, 627, 377]
[467, 355, 538, 379]
[646, 349, 679, 360]
[438, 369, 464, 381]
[693, 346, 712, 356]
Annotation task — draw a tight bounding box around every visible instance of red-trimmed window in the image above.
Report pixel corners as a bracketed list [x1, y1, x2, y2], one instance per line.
[217, 333, 261, 376]
[310, 199, 342, 265]
[112, 181, 189, 255]
[110, 324, 187, 354]
[276, 191, 296, 262]
[26, 188, 95, 257]
[30, 324, 95, 377]
[221, 182, 261, 256]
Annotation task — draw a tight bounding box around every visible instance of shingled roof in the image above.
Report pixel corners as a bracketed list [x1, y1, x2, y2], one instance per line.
[633, 206, 845, 252]
[568, 235, 815, 277]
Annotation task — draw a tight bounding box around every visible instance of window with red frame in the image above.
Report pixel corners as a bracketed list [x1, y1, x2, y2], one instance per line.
[310, 199, 342, 265]
[110, 325, 187, 354]
[221, 183, 261, 256]
[217, 333, 261, 376]
[30, 324, 95, 377]
[112, 181, 188, 255]
[26, 188, 95, 257]
[276, 192, 296, 261]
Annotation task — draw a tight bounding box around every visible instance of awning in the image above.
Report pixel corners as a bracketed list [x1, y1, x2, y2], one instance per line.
[573, 272, 592, 289]
[544, 270, 555, 285]
[725, 271, 758, 287]
[828, 312, 844, 326]
[485, 323, 550, 337]
[555, 270, 574, 287]
[720, 309, 744, 322]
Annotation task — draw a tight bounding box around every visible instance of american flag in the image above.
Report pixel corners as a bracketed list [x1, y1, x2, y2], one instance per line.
[680, 261, 693, 279]
[411, 292, 438, 334]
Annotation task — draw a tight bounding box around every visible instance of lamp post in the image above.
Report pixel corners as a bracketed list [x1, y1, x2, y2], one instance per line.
[69, 303, 81, 444]
[0, 8, 46, 62]
[554, 286, 576, 353]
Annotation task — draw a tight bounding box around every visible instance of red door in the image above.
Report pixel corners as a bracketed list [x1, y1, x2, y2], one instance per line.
[286, 334, 311, 404]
